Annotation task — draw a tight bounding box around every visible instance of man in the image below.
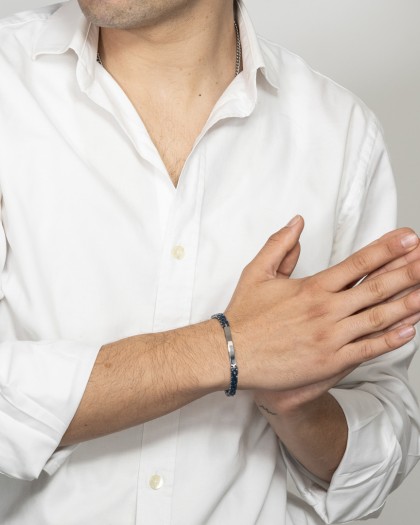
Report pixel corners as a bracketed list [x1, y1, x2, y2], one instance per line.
[0, 0, 419, 523]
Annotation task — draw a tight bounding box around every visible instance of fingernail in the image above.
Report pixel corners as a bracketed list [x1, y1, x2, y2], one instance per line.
[286, 215, 300, 227]
[397, 325, 415, 339]
[401, 233, 419, 248]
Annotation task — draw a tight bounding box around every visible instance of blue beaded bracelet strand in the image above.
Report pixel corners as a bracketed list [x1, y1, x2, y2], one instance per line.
[211, 313, 238, 397]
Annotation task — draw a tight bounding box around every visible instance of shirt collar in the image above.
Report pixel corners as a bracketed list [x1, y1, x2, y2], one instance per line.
[32, 0, 98, 86]
[32, 0, 280, 91]
[236, 1, 281, 90]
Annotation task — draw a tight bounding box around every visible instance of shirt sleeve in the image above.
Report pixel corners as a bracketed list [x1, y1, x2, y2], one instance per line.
[0, 204, 101, 481]
[281, 115, 420, 523]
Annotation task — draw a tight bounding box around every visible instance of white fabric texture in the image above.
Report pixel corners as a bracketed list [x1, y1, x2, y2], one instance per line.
[0, 1, 419, 524]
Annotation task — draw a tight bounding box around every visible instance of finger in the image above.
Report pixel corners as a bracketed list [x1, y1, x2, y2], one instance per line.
[393, 312, 420, 328]
[376, 283, 420, 306]
[363, 227, 417, 248]
[340, 288, 420, 342]
[276, 242, 301, 278]
[340, 324, 416, 367]
[244, 215, 304, 282]
[346, 232, 414, 288]
[317, 228, 419, 292]
[342, 259, 420, 315]
[360, 243, 420, 284]
[363, 312, 420, 340]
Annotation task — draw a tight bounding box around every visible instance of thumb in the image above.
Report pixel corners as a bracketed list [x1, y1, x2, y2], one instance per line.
[245, 215, 304, 282]
[276, 240, 301, 279]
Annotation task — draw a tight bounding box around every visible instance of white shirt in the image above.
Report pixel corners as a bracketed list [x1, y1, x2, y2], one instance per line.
[0, 2, 419, 524]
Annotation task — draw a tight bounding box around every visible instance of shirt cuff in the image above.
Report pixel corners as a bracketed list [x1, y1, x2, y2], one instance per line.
[282, 388, 401, 524]
[0, 340, 101, 480]
[43, 445, 79, 476]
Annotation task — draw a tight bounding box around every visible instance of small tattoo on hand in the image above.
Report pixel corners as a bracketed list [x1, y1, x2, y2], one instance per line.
[258, 404, 277, 416]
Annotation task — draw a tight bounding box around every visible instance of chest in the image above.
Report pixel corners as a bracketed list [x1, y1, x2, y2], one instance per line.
[0, 116, 339, 341]
[134, 99, 217, 186]
[0, 74, 347, 343]
[117, 76, 223, 186]
[137, 106, 201, 187]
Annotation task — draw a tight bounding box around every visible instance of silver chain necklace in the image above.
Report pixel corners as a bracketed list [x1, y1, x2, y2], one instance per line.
[97, 20, 242, 77]
[233, 20, 242, 77]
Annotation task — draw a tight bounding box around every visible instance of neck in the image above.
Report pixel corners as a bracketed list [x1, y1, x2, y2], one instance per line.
[98, 1, 238, 98]
[95, 0, 239, 187]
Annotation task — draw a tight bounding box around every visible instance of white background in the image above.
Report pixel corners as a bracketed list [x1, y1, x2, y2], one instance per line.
[1, 1, 419, 523]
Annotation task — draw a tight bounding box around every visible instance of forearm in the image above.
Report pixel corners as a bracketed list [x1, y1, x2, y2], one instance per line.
[61, 320, 228, 446]
[257, 393, 348, 482]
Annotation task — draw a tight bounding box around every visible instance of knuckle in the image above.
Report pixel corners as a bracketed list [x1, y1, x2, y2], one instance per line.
[404, 290, 420, 309]
[313, 328, 329, 344]
[267, 231, 283, 246]
[383, 239, 396, 258]
[407, 260, 420, 283]
[359, 340, 375, 361]
[368, 306, 385, 329]
[304, 276, 324, 295]
[383, 332, 397, 351]
[266, 235, 277, 248]
[366, 278, 387, 301]
[300, 280, 331, 320]
[403, 294, 411, 310]
[349, 252, 370, 273]
[240, 263, 256, 283]
[241, 264, 252, 278]
[296, 276, 311, 296]
[308, 304, 329, 321]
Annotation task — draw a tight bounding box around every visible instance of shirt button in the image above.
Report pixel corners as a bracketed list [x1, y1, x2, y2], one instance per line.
[149, 474, 164, 490]
[171, 245, 185, 260]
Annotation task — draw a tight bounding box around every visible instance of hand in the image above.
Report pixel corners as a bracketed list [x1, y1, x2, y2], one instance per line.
[251, 216, 351, 415]
[253, 222, 420, 414]
[225, 216, 420, 395]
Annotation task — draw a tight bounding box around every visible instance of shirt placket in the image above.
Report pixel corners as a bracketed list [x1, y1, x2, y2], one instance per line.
[135, 150, 206, 525]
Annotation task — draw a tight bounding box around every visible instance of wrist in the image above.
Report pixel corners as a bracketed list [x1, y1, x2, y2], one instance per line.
[255, 391, 333, 421]
[179, 320, 231, 394]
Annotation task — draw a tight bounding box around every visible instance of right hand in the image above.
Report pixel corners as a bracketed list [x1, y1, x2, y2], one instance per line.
[225, 216, 420, 392]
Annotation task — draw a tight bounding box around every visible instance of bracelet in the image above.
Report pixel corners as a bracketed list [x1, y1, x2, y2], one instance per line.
[211, 313, 238, 397]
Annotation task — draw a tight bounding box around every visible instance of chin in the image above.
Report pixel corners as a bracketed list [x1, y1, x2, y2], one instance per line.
[77, 0, 137, 28]
[76, 0, 190, 29]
